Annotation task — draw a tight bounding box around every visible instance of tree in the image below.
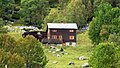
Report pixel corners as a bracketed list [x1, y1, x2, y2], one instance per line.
[88, 3, 120, 45]
[16, 35, 48, 68]
[43, 8, 59, 31]
[64, 0, 87, 29]
[86, 0, 94, 22]
[0, 34, 26, 68]
[44, 0, 87, 29]
[0, 49, 25, 68]
[0, 34, 48, 68]
[20, 0, 49, 28]
[0, 18, 8, 33]
[89, 42, 119, 68]
[0, 0, 21, 23]
[0, 34, 15, 52]
[44, 8, 59, 23]
[48, 0, 70, 9]
[94, 0, 120, 8]
[108, 34, 120, 45]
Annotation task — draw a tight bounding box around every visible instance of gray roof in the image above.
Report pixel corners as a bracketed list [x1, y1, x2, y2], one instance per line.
[47, 23, 78, 29]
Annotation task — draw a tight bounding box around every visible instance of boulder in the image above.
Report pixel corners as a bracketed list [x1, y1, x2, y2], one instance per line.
[56, 54, 61, 57]
[65, 53, 69, 55]
[78, 56, 86, 60]
[53, 61, 58, 64]
[81, 63, 89, 68]
[60, 48, 64, 51]
[61, 52, 65, 55]
[52, 51, 56, 54]
[50, 46, 56, 49]
[48, 50, 52, 52]
[56, 49, 61, 52]
[69, 61, 75, 65]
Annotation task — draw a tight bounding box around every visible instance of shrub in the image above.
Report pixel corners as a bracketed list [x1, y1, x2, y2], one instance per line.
[0, 34, 16, 52]
[16, 35, 48, 68]
[89, 42, 119, 68]
[0, 49, 25, 68]
[108, 34, 120, 45]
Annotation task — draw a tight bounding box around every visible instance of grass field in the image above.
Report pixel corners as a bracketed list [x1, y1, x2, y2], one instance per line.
[44, 32, 93, 68]
[8, 31, 93, 68]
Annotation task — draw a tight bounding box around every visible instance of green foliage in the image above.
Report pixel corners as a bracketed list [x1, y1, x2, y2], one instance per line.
[16, 35, 48, 68]
[64, 0, 87, 27]
[0, 34, 16, 52]
[44, 8, 59, 23]
[108, 34, 120, 45]
[0, 34, 48, 68]
[0, 18, 8, 33]
[85, 0, 93, 20]
[94, 0, 120, 7]
[48, 0, 70, 9]
[44, 0, 87, 29]
[0, 0, 20, 24]
[89, 42, 119, 68]
[20, 0, 49, 28]
[0, 49, 25, 68]
[88, 3, 120, 45]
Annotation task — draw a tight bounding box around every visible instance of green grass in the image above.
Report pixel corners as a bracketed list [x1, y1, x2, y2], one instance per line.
[8, 31, 93, 68]
[44, 32, 93, 68]
[44, 46, 90, 68]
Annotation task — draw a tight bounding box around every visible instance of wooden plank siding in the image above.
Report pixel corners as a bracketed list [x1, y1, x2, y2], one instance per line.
[48, 29, 77, 44]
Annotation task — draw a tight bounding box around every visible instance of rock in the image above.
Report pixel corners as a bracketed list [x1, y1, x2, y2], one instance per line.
[65, 53, 68, 55]
[5, 65, 7, 68]
[53, 61, 58, 64]
[69, 61, 75, 65]
[50, 46, 56, 49]
[82, 63, 89, 68]
[56, 54, 61, 57]
[60, 48, 64, 51]
[53, 54, 56, 56]
[56, 49, 61, 52]
[52, 51, 56, 54]
[78, 56, 86, 60]
[48, 50, 52, 52]
[61, 52, 65, 55]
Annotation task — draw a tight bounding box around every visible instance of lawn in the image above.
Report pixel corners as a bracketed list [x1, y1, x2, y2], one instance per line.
[44, 32, 93, 68]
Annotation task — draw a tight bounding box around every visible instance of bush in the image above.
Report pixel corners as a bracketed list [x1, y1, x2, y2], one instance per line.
[0, 49, 25, 68]
[89, 42, 119, 68]
[16, 35, 48, 68]
[108, 34, 120, 45]
[0, 34, 16, 52]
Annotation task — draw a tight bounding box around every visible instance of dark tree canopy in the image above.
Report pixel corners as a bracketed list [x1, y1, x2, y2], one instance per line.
[88, 3, 120, 45]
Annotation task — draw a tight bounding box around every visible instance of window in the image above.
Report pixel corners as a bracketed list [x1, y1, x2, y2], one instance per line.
[59, 35, 62, 40]
[69, 36, 74, 40]
[69, 30, 74, 32]
[52, 35, 57, 39]
[52, 30, 57, 32]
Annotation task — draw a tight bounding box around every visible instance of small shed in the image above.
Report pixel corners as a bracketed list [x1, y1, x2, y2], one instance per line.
[47, 23, 78, 46]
